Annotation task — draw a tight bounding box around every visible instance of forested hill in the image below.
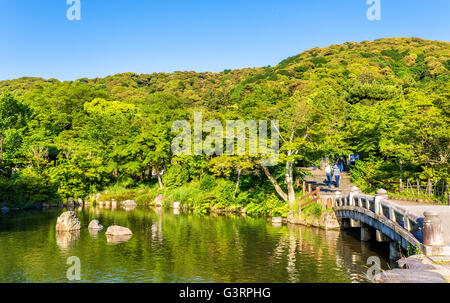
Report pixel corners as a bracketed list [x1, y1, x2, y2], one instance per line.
[0, 37, 449, 209]
[2, 37, 449, 103]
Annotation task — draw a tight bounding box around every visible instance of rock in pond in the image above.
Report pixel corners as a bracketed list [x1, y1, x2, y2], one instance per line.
[272, 217, 282, 224]
[122, 200, 137, 207]
[105, 225, 133, 236]
[56, 211, 81, 231]
[88, 220, 103, 230]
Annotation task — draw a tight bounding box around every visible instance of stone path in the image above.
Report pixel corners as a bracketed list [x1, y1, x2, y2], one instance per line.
[302, 167, 355, 197]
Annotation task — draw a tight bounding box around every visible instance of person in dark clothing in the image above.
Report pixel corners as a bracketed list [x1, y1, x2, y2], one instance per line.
[338, 158, 344, 173]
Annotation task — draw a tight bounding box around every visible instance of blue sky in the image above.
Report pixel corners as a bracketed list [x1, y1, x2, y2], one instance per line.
[1, 0, 449, 81]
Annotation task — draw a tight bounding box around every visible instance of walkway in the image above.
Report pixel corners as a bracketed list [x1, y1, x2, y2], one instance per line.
[302, 166, 450, 254]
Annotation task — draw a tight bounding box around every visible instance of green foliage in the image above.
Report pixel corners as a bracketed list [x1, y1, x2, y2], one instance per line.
[302, 201, 324, 219]
[162, 165, 190, 188]
[246, 194, 288, 217]
[406, 244, 423, 257]
[199, 174, 215, 191]
[381, 49, 409, 61]
[0, 37, 448, 210]
[135, 193, 155, 205]
[309, 56, 328, 67]
[0, 171, 58, 208]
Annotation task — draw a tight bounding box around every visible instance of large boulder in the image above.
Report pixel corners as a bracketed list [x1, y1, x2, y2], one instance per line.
[88, 220, 103, 230]
[56, 211, 81, 231]
[105, 225, 133, 236]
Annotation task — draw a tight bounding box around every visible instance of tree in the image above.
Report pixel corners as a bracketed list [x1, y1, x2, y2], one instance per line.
[0, 92, 28, 164]
[209, 155, 255, 198]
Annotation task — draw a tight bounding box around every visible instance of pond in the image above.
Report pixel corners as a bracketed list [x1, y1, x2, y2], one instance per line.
[0, 206, 391, 283]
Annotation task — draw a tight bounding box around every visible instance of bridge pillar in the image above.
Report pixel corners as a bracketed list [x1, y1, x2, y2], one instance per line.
[334, 191, 342, 207]
[376, 230, 389, 242]
[349, 186, 359, 206]
[360, 224, 372, 242]
[375, 189, 388, 214]
[339, 218, 350, 229]
[389, 242, 401, 261]
[350, 219, 361, 228]
[423, 211, 443, 246]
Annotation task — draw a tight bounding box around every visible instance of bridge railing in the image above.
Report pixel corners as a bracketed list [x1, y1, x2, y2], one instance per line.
[334, 188, 422, 241]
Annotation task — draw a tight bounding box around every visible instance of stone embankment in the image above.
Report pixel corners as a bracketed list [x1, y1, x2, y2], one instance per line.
[287, 211, 340, 230]
[375, 255, 450, 283]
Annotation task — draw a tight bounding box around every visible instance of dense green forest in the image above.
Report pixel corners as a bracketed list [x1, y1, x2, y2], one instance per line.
[0, 37, 449, 213]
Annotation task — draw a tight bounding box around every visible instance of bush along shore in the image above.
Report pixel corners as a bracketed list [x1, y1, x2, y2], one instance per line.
[80, 177, 340, 231]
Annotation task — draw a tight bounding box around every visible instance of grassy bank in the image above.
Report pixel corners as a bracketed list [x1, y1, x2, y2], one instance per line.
[88, 177, 332, 220]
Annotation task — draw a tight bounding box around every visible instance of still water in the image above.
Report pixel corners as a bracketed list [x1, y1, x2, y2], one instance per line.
[0, 206, 391, 283]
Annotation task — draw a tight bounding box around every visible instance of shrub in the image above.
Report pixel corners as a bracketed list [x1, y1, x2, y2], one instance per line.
[213, 179, 235, 206]
[135, 192, 156, 205]
[163, 165, 190, 188]
[199, 175, 215, 191]
[0, 171, 58, 209]
[302, 201, 323, 219]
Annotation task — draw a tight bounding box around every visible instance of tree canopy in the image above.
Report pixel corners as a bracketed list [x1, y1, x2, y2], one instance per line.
[0, 37, 448, 210]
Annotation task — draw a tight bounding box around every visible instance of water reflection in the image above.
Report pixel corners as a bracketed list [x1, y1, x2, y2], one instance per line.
[88, 228, 101, 239]
[122, 206, 136, 212]
[56, 230, 80, 251]
[106, 234, 133, 245]
[0, 207, 391, 283]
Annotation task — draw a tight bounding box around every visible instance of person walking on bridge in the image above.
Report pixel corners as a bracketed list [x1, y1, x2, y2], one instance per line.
[325, 164, 332, 188]
[333, 164, 340, 188]
[338, 158, 344, 173]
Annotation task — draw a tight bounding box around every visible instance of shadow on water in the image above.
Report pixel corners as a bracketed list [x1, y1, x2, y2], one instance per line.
[0, 206, 390, 283]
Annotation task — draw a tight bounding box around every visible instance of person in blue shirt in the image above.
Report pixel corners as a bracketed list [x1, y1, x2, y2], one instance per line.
[333, 164, 340, 188]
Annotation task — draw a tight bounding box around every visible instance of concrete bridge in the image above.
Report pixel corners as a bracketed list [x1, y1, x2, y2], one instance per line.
[333, 188, 450, 259]
[302, 167, 450, 259]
